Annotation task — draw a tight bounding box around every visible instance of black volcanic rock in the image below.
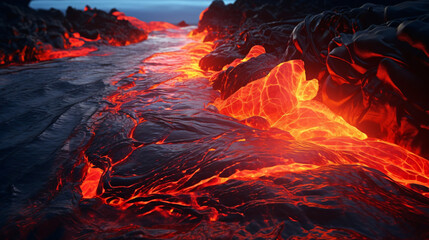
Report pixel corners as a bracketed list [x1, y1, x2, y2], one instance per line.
[177, 21, 189, 27]
[198, 0, 241, 37]
[200, 42, 243, 71]
[324, 21, 429, 157]
[282, 1, 429, 157]
[212, 53, 280, 99]
[199, 20, 297, 71]
[0, 3, 147, 66]
[197, 0, 406, 71]
[65, 7, 147, 46]
[0, 2, 68, 65]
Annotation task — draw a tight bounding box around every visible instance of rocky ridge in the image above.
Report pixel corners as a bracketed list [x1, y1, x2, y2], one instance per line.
[0, 2, 148, 66]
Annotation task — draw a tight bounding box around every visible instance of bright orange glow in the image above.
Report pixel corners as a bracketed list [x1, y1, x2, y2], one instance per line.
[187, 29, 209, 41]
[316, 137, 429, 193]
[214, 59, 366, 140]
[112, 11, 179, 32]
[199, 8, 208, 21]
[37, 45, 98, 62]
[212, 56, 429, 196]
[78, 27, 429, 223]
[223, 45, 265, 70]
[78, 32, 215, 200]
[143, 41, 214, 80]
[80, 164, 103, 199]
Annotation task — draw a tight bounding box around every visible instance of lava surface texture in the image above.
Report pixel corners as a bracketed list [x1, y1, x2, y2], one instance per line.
[0, 24, 428, 239]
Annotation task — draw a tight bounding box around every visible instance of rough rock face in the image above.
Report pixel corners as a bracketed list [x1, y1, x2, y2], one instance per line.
[197, 0, 402, 71]
[285, 1, 429, 157]
[0, 3, 67, 65]
[199, 0, 404, 88]
[0, 2, 147, 66]
[199, 0, 429, 159]
[212, 53, 280, 99]
[66, 7, 147, 46]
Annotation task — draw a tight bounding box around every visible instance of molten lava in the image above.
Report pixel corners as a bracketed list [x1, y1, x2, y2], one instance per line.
[2, 3, 429, 239]
[73, 27, 429, 239]
[214, 58, 365, 140]
[79, 31, 215, 200]
[112, 11, 179, 32]
[213, 53, 429, 195]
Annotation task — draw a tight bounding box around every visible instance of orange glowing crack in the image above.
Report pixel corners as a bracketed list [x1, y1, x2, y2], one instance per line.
[81, 164, 104, 199]
[79, 30, 215, 200]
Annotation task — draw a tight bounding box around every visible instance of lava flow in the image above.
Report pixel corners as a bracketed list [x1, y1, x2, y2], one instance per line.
[71, 27, 429, 239]
[2, 0, 429, 239]
[213, 53, 429, 196]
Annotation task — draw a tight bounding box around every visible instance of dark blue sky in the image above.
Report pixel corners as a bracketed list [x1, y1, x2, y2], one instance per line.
[30, 0, 235, 24]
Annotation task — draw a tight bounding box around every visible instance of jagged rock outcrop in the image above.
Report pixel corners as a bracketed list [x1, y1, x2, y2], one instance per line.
[0, 2, 147, 66]
[197, 0, 402, 70]
[66, 7, 147, 46]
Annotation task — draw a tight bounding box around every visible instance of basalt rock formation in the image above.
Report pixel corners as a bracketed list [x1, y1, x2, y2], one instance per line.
[66, 7, 147, 46]
[0, 2, 147, 66]
[199, 0, 429, 159]
[197, 0, 402, 71]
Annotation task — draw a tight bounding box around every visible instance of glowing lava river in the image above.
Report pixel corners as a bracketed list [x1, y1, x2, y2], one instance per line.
[1, 27, 429, 239]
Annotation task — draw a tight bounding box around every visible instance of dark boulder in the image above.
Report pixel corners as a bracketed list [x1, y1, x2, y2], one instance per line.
[200, 42, 243, 71]
[199, 20, 297, 71]
[212, 53, 280, 99]
[177, 21, 189, 27]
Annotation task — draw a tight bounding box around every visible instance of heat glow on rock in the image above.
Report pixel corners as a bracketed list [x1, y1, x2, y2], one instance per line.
[1, 0, 429, 238]
[213, 53, 429, 197]
[72, 28, 429, 239]
[0, 7, 180, 66]
[112, 11, 179, 33]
